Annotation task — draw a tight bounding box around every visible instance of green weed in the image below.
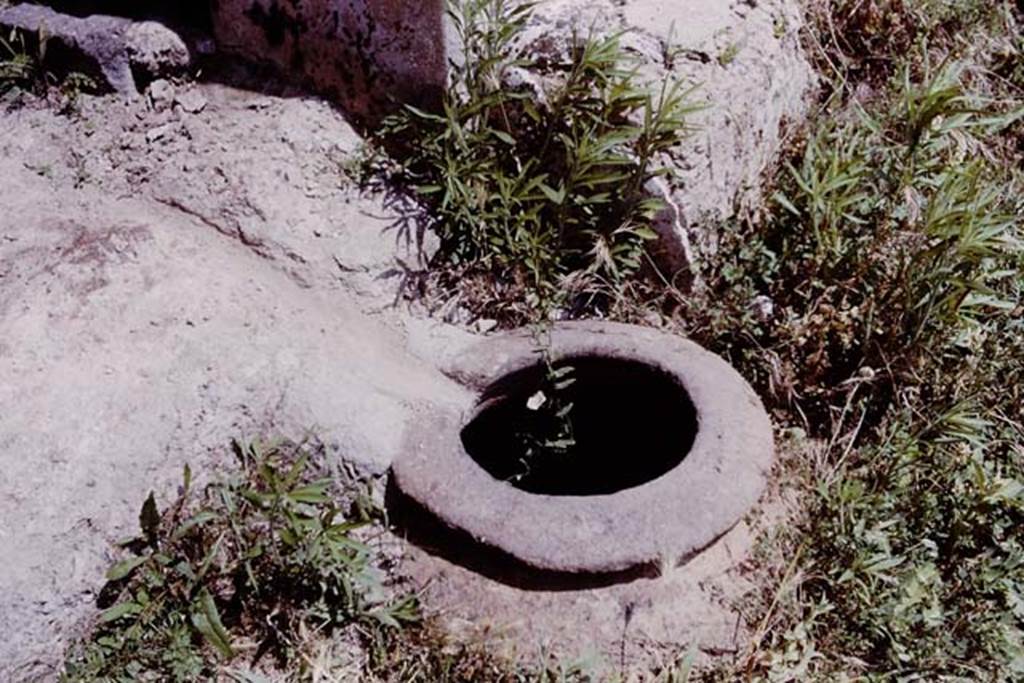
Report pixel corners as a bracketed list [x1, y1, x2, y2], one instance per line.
[717, 43, 740, 67]
[62, 439, 418, 682]
[0, 25, 97, 111]
[675, 4, 1024, 679]
[0, 27, 39, 98]
[510, 326, 578, 480]
[805, 0, 1012, 92]
[369, 0, 697, 319]
[671, 57, 1022, 433]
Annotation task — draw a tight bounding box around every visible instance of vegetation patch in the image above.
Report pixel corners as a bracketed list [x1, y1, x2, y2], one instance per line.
[0, 25, 96, 111]
[654, 3, 1024, 679]
[62, 439, 418, 682]
[366, 0, 697, 322]
[62, 438, 698, 682]
[0, 27, 39, 98]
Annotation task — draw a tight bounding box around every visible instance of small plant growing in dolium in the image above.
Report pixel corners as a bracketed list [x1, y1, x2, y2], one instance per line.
[514, 332, 578, 482]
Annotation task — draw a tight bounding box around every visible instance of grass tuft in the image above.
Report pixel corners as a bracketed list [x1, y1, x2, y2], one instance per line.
[366, 0, 698, 322]
[62, 439, 418, 682]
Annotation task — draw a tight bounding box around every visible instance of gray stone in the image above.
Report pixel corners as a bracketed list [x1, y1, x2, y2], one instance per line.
[392, 321, 775, 575]
[473, 318, 499, 335]
[174, 89, 208, 114]
[147, 78, 176, 110]
[646, 176, 697, 281]
[145, 120, 177, 143]
[0, 3, 136, 94]
[124, 20, 191, 82]
[749, 294, 775, 323]
[0, 5, 191, 95]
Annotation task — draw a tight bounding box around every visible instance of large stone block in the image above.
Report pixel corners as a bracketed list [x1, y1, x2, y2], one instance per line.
[209, 0, 454, 122]
[0, 3, 191, 94]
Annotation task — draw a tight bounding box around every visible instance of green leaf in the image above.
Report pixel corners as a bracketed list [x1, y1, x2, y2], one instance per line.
[139, 492, 160, 547]
[99, 601, 142, 623]
[288, 481, 331, 504]
[191, 589, 234, 658]
[632, 226, 658, 241]
[773, 190, 801, 217]
[866, 555, 905, 574]
[539, 183, 566, 205]
[106, 555, 148, 581]
[170, 510, 219, 542]
[174, 560, 198, 583]
[278, 526, 298, 547]
[489, 128, 516, 145]
[369, 609, 401, 629]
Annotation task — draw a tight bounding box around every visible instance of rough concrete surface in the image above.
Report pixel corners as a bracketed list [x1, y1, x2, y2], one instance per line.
[0, 82, 473, 680]
[400, 514, 761, 675]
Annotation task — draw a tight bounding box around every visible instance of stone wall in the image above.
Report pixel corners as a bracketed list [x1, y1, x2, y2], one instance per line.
[210, 0, 455, 122]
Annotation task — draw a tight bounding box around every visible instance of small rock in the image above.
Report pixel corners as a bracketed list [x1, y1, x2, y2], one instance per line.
[125, 21, 191, 82]
[443, 305, 473, 326]
[645, 177, 698, 283]
[0, 4, 137, 95]
[145, 122, 176, 144]
[147, 79, 175, 111]
[748, 295, 774, 323]
[175, 90, 208, 115]
[503, 66, 547, 105]
[642, 310, 665, 328]
[0, 7, 193, 96]
[473, 318, 498, 334]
